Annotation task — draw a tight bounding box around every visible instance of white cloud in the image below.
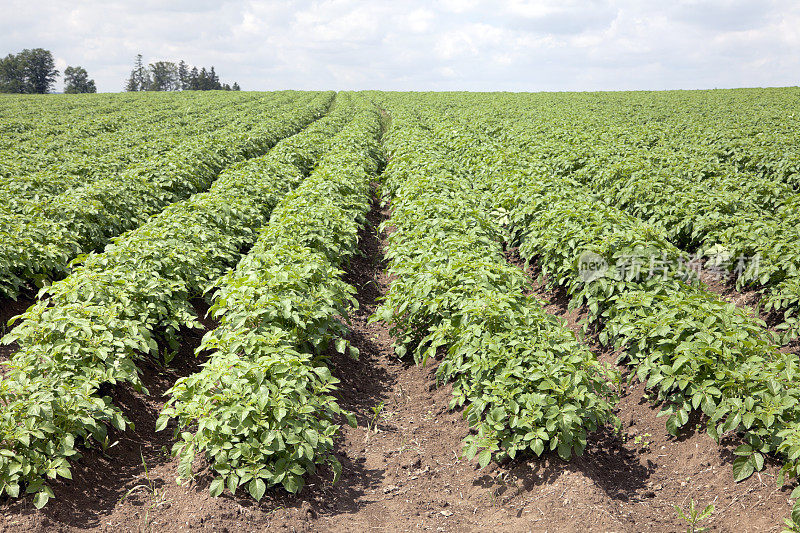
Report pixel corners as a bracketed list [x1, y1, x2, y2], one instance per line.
[437, 0, 480, 14]
[406, 9, 435, 33]
[505, 0, 562, 19]
[0, 0, 798, 92]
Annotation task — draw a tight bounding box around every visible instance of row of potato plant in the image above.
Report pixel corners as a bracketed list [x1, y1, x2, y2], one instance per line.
[494, 154, 800, 521]
[554, 132, 800, 344]
[0, 91, 203, 177]
[0, 93, 274, 208]
[379, 91, 800, 524]
[0, 91, 331, 299]
[0, 93, 353, 508]
[0, 92, 288, 207]
[159, 100, 383, 500]
[373, 89, 800, 527]
[434, 89, 800, 529]
[493, 99, 800, 345]
[372, 100, 618, 467]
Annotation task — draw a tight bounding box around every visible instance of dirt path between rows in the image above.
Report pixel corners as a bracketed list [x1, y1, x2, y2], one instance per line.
[0, 188, 794, 532]
[258, 192, 795, 532]
[0, 295, 34, 368]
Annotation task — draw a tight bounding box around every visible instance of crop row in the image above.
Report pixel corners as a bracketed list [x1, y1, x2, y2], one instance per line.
[0, 92, 152, 151]
[540, 124, 800, 343]
[159, 100, 383, 500]
[412, 98, 800, 487]
[580, 149, 800, 343]
[372, 91, 800, 520]
[0, 93, 281, 208]
[374, 100, 617, 465]
[0, 93, 353, 507]
[491, 137, 800, 511]
[489, 97, 800, 343]
[0, 92, 263, 171]
[0, 92, 332, 299]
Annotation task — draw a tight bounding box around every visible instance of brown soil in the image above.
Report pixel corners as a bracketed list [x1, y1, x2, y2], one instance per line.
[502, 251, 794, 532]
[0, 193, 794, 532]
[697, 270, 763, 311]
[0, 295, 35, 369]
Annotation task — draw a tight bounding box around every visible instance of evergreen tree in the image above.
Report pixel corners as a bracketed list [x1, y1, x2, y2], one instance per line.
[124, 71, 138, 92]
[122, 57, 239, 92]
[209, 66, 219, 89]
[198, 67, 209, 90]
[131, 53, 150, 91]
[189, 66, 199, 90]
[177, 60, 189, 90]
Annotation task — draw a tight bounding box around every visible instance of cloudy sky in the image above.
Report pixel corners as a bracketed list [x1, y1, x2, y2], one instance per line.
[2, 0, 799, 92]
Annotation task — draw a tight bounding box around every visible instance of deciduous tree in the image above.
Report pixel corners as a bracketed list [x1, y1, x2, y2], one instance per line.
[0, 48, 58, 93]
[19, 48, 59, 93]
[63, 65, 96, 93]
[0, 53, 26, 93]
[149, 61, 178, 91]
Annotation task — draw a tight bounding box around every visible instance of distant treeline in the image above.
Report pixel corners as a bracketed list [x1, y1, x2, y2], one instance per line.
[0, 48, 242, 94]
[125, 54, 241, 92]
[0, 48, 95, 94]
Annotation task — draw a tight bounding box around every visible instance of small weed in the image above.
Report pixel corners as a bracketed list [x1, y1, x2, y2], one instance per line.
[633, 433, 652, 451]
[674, 499, 714, 533]
[161, 348, 177, 366]
[615, 429, 652, 451]
[367, 401, 385, 433]
[118, 451, 170, 533]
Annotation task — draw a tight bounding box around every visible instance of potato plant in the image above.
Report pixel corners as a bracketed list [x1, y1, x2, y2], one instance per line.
[0, 92, 283, 210]
[492, 117, 800, 517]
[0, 91, 333, 299]
[160, 103, 382, 499]
[0, 92, 353, 507]
[372, 102, 618, 465]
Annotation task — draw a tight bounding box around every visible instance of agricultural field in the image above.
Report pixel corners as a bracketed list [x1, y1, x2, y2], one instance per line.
[1, 87, 800, 532]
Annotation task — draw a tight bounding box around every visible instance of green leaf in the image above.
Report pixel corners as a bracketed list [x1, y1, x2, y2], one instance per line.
[5, 483, 20, 498]
[477, 449, 492, 468]
[665, 414, 680, 436]
[248, 478, 266, 501]
[335, 338, 347, 354]
[557, 442, 572, 461]
[227, 474, 239, 495]
[209, 477, 225, 497]
[532, 439, 544, 456]
[155, 414, 170, 432]
[732, 455, 755, 482]
[282, 475, 301, 493]
[698, 504, 714, 520]
[33, 490, 50, 509]
[752, 452, 763, 472]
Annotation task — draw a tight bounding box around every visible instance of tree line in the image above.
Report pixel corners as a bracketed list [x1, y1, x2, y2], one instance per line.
[0, 48, 95, 94]
[0, 49, 243, 94]
[125, 54, 240, 91]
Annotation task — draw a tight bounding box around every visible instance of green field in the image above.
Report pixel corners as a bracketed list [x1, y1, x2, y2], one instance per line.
[1, 89, 800, 531]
